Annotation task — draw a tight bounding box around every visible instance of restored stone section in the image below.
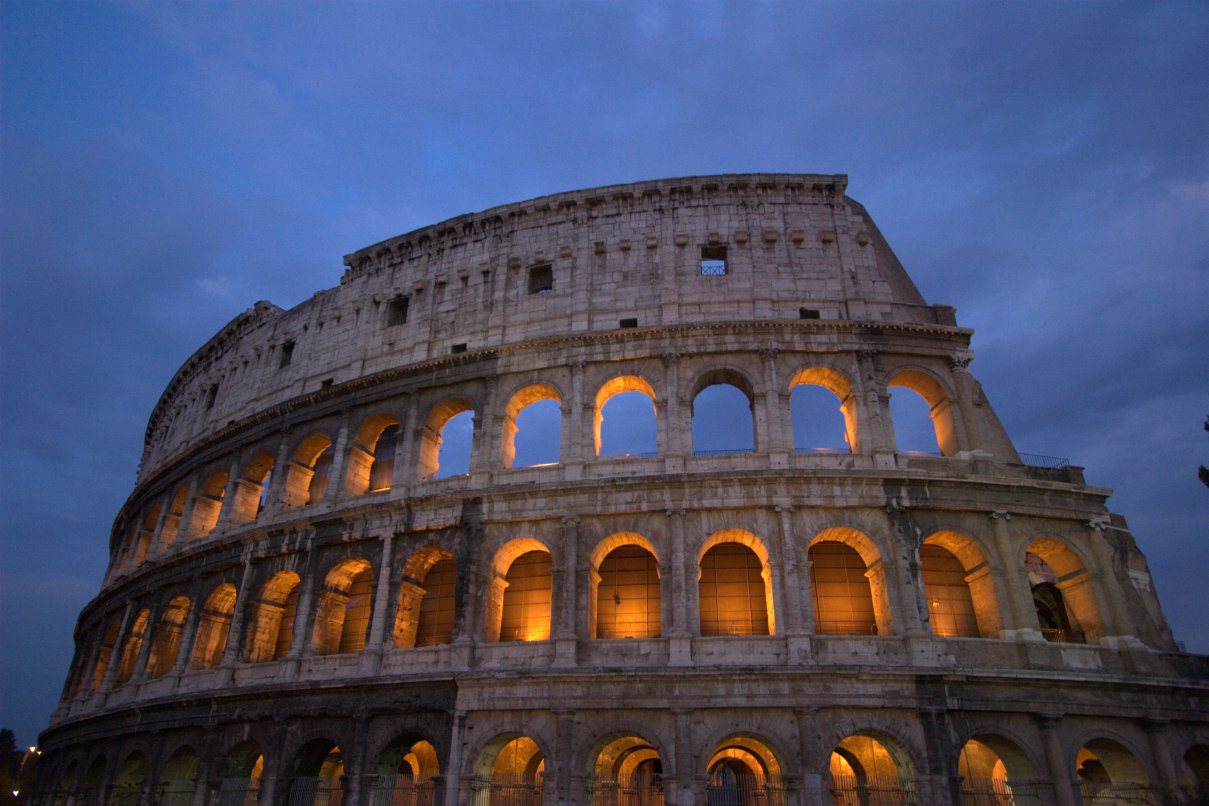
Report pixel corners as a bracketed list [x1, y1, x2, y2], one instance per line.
[36, 175, 1209, 806]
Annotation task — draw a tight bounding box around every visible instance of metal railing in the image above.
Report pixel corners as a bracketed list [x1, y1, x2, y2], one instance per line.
[467, 774, 543, 806]
[1078, 783, 1158, 805]
[961, 779, 1047, 806]
[1018, 453, 1070, 469]
[287, 777, 344, 806]
[587, 773, 664, 806]
[705, 774, 786, 806]
[815, 620, 879, 636]
[795, 446, 850, 454]
[829, 774, 920, 806]
[699, 618, 771, 637]
[1041, 627, 1086, 644]
[215, 779, 261, 806]
[366, 775, 442, 806]
[157, 780, 195, 806]
[692, 448, 755, 457]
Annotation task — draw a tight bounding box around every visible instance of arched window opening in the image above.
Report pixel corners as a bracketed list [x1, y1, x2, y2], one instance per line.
[692, 383, 755, 455]
[790, 384, 850, 454]
[958, 736, 1040, 806]
[1024, 539, 1103, 643]
[245, 571, 300, 663]
[706, 736, 784, 806]
[920, 545, 979, 638]
[829, 734, 915, 805]
[588, 735, 662, 805]
[131, 505, 161, 568]
[370, 737, 441, 806]
[51, 762, 76, 806]
[288, 741, 344, 806]
[888, 369, 958, 456]
[231, 451, 274, 525]
[189, 469, 229, 539]
[78, 758, 106, 806]
[157, 486, 189, 554]
[218, 742, 263, 806]
[418, 398, 475, 480]
[284, 433, 333, 508]
[313, 558, 374, 655]
[1076, 739, 1154, 805]
[89, 620, 121, 691]
[595, 545, 661, 639]
[190, 584, 237, 670]
[480, 736, 544, 806]
[157, 747, 198, 806]
[108, 752, 145, 806]
[345, 414, 400, 496]
[114, 609, 150, 686]
[809, 541, 878, 636]
[498, 550, 553, 642]
[145, 595, 190, 678]
[415, 558, 457, 647]
[1181, 745, 1209, 803]
[501, 384, 562, 469]
[595, 376, 657, 458]
[699, 542, 770, 637]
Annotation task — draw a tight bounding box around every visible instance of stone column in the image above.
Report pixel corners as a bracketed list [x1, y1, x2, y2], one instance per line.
[775, 506, 808, 635]
[324, 416, 352, 503]
[554, 516, 579, 667]
[988, 511, 1039, 640]
[659, 354, 686, 472]
[97, 602, 135, 693]
[287, 565, 319, 658]
[214, 456, 245, 532]
[1086, 518, 1140, 645]
[672, 709, 694, 806]
[220, 553, 256, 668]
[146, 491, 174, 561]
[170, 595, 204, 676]
[127, 599, 160, 685]
[391, 396, 418, 490]
[442, 711, 466, 806]
[262, 434, 296, 515]
[561, 362, 587, 478]
[760, 347, 792, 460]
[555, 711, 574, 805]
[1143, 718, 1180, 804]
[1036, 715, 1078, 806]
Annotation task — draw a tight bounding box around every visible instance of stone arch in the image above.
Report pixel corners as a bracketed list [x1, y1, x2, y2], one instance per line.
[216, 741, 263, 806]
[145, 594, 190, 678]
[706, 733, 786, 804]
[230, 450, 274, 525]
[157, 485, 189, 554]
[78, 756, 106, 806]
[51, 759, 77, 806]
[190, 583, 237, 670]
[485, 538, 553, 643]
[395, 546, 458, 649]
[887, 367, 959, 456]
[690, 368, 757, 455]
[829, 730, 920, 803]
[346, 412, 400, 495]
[1181, 744, 1209, 800]
[284, 432, 334, 508]
[502, 382, 562, 469]
[312, 557, 374, 655]
[809, 527, 890, 636]
[1025, 537, 1105, 643]
[113, 608, 150, 686]
[590, 534, 661, 639]
[417, 397, 475, 481]
[189, 468, 229, 539]
[789, 366, 858, 454]
[957, 733, 1041, 803]
[697, 529, 774, 636]
[130, 505, 161, 568]
[369, 734, 441, 805]
[245, 570, 301, 662]
[594, 375, 658, 457]
[89, 618, 121, 691]
[469, 734, 546, 799]
[585, 731, 665, 803]
[922, 530, 1002, 639]
[107, 751, 144, 806]
[1076, 736, 1154, 803]
[287, 739, 344, 806]
[156, 745, 197, 806]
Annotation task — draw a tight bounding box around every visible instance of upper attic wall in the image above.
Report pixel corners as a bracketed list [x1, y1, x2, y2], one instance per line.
[138, 173, 957, 482]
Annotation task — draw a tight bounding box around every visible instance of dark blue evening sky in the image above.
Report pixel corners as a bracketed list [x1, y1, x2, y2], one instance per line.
[2, 1, 1206, 747]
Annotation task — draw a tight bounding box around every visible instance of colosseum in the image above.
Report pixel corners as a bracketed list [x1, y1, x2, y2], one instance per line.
[34, 174, 1209, 806]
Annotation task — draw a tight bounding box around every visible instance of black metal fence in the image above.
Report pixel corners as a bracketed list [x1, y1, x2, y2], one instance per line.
[586, 773, 664, 806]
[961, 778, 1047, 806]
[1077, 783, 1158, 805]
[214, 779, 261, 806]
[704, 774, 787, 806]
[829, 774, 921, 806]
[286, 777, 344, 806]
[466, 774, 543, 806]
[365, 775, 442, 806]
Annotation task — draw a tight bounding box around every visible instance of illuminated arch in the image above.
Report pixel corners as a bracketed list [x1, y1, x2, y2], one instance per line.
[485, 538, 552, 643]
[418, 397, 475, 480]
[1181, 744, 1209, 801]
[809, 527, 890, 636]
[144, 595, 190, 678]
[312, 557, 374, 655]
[189, 468, 229, 539]
[283, 432, 333, 508]
[922, 530, 1002, 639]
[369, 735, 440, 805]
[888, 368, 958, 456]
[1076, 737, 1154, 803]
[107, 751, 145, 806]
[217, 741, 263, 806]
[345, 413, 400, 495]
[706, 734, 786, 805]
[789, 366, 858, 453]
[502, 383, 562, 469]
[89, 619, 121, 691]
[587, 732, 664, 803]
[829, 731, 919, 803]
[1025, 538, 1105, 643]
[245, 570, 301, 662]
[470, 734, 546, 800]
[957, 734, 1040, 803]
[590, 534, 661, 639]
[287, 739, 344, 806]
[395, 546, 458, 649]
[190, 583, 237, 670]
[594, 375, 657, 457]
[113, 608, 150, 686]
[698, 529, 774, 637]
[230, 450, 274, 525]
[129, 505, 160, 569]
[156, 485, 189, 554]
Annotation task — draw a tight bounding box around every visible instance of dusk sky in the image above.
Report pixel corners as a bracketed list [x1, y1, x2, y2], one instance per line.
[2, 2, 1206, 747]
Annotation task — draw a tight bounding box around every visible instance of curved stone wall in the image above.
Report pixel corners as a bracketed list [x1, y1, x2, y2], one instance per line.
[36, 175, 1209, 806]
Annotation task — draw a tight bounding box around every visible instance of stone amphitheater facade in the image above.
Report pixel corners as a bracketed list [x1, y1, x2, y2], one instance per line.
[35, 174, 1209, 806]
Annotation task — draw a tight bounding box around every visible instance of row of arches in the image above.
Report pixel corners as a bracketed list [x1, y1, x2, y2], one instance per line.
[72, 527, 1107, 699]
[47, 727, 1209, 806]
[111, 363, 970, 582]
